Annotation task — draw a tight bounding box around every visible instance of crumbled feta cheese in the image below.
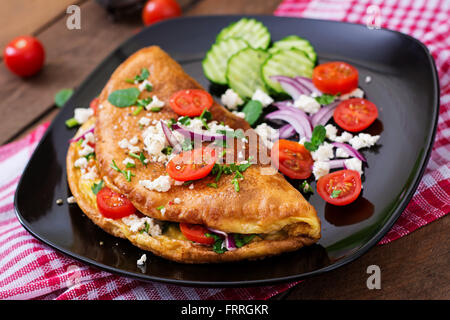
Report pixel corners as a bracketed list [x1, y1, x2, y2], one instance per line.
[139, 175, 172, 192]
[173, 198, 181, 204]
[74, 157, 88, 169]
[299, 137, 307, 145]
[138, 117, 151, 126]
[311, 143, 334, 162]
[145, 95, 165, 110]
[365, 76, 372, 83]
[184, 118, 204, 131]
[344, 158, 363, 176]
[252, 89, 273, 108]
[83, 132, 95, 144]
[122, 157, 135, 166]
[254, 123, 278, 148]
[118, 138, 140, 154]
[160, 208, 166, 215]
[349, 133, 380, 150]
[74, 108, 94, 125]
[81, 166, 98, 180]
[325, 124, 338, 140]
[67, 196, 76, 204]
[138, 79, 152, 92]
[335, 147, 349, 158]
[221, 89, 243, 110]
[293, 94, 321, 114]
[174, 180, 184, 186]
[313, 161, 330, 180]
[142, 122, 169, 162]
[137, 254, 147, 266]
[333, 131, 353, 143]
[78, 144, 94, 157]
[122, 214, 162, 236]
[340, 88, 364, 100]
[232, 111, 246, 119]
[129, 136, 138, 145]
[188, 183, 194, 190]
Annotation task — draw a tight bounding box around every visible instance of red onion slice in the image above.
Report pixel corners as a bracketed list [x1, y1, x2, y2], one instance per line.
[328, 159, 346, 169]
[171, 123, 227, 142]
[279, 124, 296, 139]
[266, 109, 312, 139]
[332, 142, 367, 162]
[207, 227, 237, 251]
[160, 121, 182, 153]
[294, 76, 321, 95]
[69, 126, 95, 143]
[310, 101, 340, 127]
[270, 75, 310, 100]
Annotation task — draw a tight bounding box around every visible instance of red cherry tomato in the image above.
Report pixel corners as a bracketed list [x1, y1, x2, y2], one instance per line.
[169, 89, 213, 117]
[3, 36, 45, 77]
[317, 169, 362, 206]
[312, 61, 358, 95]
[166, 147, 216, 181]
[333, 98, 378, 132]
[142, 0, 181, 26]
[180, 223, 215, 245]
[271, 139, 313, 180]
[90, 97, 100, 114]
[96, 187, 136, 219]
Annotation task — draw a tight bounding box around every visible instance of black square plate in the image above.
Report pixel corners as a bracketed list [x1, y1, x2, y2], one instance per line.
[14, 16, 439, 286]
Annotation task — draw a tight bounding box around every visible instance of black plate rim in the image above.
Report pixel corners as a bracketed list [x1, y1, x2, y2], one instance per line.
[14, 15, 440, 287]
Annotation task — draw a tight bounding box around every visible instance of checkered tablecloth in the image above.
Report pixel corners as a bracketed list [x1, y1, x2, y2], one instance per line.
[0, 0, 448, 300]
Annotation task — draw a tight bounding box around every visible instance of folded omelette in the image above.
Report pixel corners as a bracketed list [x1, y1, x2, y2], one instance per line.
[66, 46, 320, 263]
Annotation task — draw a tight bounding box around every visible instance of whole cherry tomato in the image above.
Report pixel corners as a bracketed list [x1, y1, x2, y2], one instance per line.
[142, 0, 181, 26]
[3, 36, 45, 77]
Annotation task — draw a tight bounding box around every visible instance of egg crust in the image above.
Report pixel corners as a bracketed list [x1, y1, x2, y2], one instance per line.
[67, 119, 319, 263]
[95, 46, 321, 239]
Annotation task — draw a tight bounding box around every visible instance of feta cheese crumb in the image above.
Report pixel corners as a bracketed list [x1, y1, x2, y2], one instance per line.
[174, 180, 184, 186]
[160, 207, 166, 215]
[78, 144, 95, 157]
[122, 157, 135, 166]
[344, 158, 363, 176]
[299, 137, 307, 145]
[325, 124, 338, 140]
[81, 166, 98, 180]
[137, 254, 147, 266]
[313, 161, 330, 180]
[349, 133, 380, 150]
[232, 111, 246, 119]
[188, 183, 194, 190]
[145, 95, 165, 110]
[138, 79, 152, 92]
[365, 76, 372, 83]
[67, 196, 76, 204]
[74, 157, 88, 169]
[293, 94, 321, 114]
[221, 89, 243, 110]
[74, 108, 94, 125]
[252, 89, 274, 108]
[333, 131, 353, 143]
[122, 214, 162, 236]
[138, 117, 151, 126]
[254, 123, 278, 148]
[335, 147, 350, 158]
[173, 198, 181, 204]
[139, 175, 172, 192]
[311, 143, 334, 162]
[340, 88, 364, 100]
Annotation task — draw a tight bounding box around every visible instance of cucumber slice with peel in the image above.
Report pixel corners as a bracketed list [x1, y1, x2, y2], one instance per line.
[269, 35, 317, 64]
[217, 18, 271, 50]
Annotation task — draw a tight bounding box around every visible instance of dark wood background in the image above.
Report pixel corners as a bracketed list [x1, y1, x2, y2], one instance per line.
[0, 0, 448, 299]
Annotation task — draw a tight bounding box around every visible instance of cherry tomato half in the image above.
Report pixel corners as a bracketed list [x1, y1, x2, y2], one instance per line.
[96, 187, 136, 219]
[312, 61, 358, 95]
[317, 169, 362, 206]
[271, 139, 314, 180]
[142, 0, 181, 26]
[166, 147, 216, 181]
[90, 97, 100, 114]
[169, 89, 213, 117]
[180, 223, 215, 245]
[333, 98, 378, 132]
[3, 36, 45, 77]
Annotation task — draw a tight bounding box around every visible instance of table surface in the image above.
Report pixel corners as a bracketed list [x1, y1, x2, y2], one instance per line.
[1, 0, 448, 300]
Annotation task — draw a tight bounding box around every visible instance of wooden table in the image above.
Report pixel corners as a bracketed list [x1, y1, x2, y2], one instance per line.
[1, 0, 448, 300]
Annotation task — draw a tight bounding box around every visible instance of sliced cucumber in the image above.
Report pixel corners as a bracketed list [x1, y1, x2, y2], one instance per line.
[202, 37, 249, 85]
[217, 18, 270, 50]
[269, 35, 317, 64]
[226, 47, 270, 99]
[262, 48, 315, 94]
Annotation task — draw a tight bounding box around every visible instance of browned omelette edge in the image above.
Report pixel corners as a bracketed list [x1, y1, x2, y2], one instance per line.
[67, 120, 319, 263]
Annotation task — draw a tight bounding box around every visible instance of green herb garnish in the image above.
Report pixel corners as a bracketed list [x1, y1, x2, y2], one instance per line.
[126, 68, 150, 84]
[110, 160, 135, 182]
[331, 190, 342, 198]
[145, 83, 153, 92]
[129, 152, 148, 166]
[65, 117, 79, 128]
[241, 100, 263, 126]
[139, 221, 150, 234]
[178, 116, 191, 126]
[108, 88, 140, 108]
[132, 106, 143, 116]
[161, 146, 173, 155]
[315, 93, 339, 105]
[156, 205, 165, 211]
[126, 162, 136, 168]
[205, 233, 226, 254]
[148, 107, 162, 112]
[301, 181, 314, 194]
[197, 109, 212, 129]
[55, 89, 74, 107]
[304, 125, 326, 152]
[84, 152, 95, 160]
[206, 183, 218, 188]
[234, 234, 255, 248]
[91, 180, 104, 195]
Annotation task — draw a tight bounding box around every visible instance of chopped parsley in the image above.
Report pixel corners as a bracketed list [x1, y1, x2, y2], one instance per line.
[110, 160, 135, 182]
[178, 116, 191, 126]
[196, 109, 212, 129]
[91, 180, 104, 195]
[331, 189, 342, 198]
[234, 234, 255, 248]
[314, 93, 339, 105]
[301, 181, 314, 194]
[211, 158, 252, 191]
[139, 221, 150, 234]
[125, 68, 150, 84]
[205, 233, 226, 254]
[156, 205, 165, 211]
[161, 146, 173, 155]
[129, 152, 148, 166]
[206, 183, 218, 188]
[304, 125, 326, 152]
[65, 117, 79, 128]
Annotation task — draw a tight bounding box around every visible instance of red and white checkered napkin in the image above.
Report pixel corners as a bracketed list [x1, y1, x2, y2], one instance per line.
[1, 0, 449, 300]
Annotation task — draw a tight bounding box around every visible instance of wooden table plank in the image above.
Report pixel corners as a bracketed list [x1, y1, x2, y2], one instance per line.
[186, 0, 282, 15]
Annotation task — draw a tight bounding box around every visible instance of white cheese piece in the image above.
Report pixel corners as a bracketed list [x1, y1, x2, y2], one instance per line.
[174, 180, 184, 186]
[78, 144, 94, 157]
[138, 79, 152, 92]
[325, 124, 338, 140]
[122, 157, 135, 166]
[333, 131, 353, 143]
[293, 94, 321, 114]
[137, 254, 147, 266]
[349, 133, 380, 150]
[232, 111, 246, 119]
[365, 76, 372, 83]
[188, 183, 194, 190]
[81, 166, 98, 180]
[67, 196, 76, 204]
[311, 143, 334, 162]
[138, 117, 151, 126]
[173, 198, 181, 204]
[335, 147, 350, 158]
[298, 137, 307, 145]
[122, 214, 162, 236]
[340, 88, 364, 100]
[252, 89, 274, 108]
[254, 123, 278, 148]
[145, 96, 165, 110]
[142, 122, 169, 162]
[221, 88, 243, 110]
[83, 132, 95, 144]
[139, 175, 172, 192]
[313, 161, 330, 180]
[74, 108, 94, 125]
[74, 157, 88, 169]
[344, 158, 363, 176]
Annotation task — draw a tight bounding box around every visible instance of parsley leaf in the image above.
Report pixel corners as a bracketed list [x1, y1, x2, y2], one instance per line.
[304, 125, 326, 152]
[129, 152, 148, 167]
[301, 181, 314, 194]
[55, 89, 73, 107]
[178, 116, 191, 125]
[315, 93, 338, 105]
[161, 146, 173, 155]
[331, 190, 342, 198]
[126, 68, 150, 83]
[108, 88, 140, 108]
[206, 183, 218, 188]
[205, 233, 226, 254]
[241, 100, 263, 126]
[234, 234, 255, 248]
[91, 180, 104, 195]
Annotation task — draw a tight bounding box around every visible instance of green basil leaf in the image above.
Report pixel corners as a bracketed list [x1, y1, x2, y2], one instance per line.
[315, 93, 337, 105]
[107, 88, 140, 108]
[55, 89, 74, 108]
[91, 180, 104, 195]
[241, 100, 263, 126]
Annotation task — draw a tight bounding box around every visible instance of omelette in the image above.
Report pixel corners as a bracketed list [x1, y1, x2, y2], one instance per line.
[66, 46, 320, 263]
